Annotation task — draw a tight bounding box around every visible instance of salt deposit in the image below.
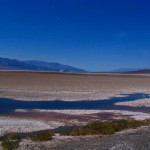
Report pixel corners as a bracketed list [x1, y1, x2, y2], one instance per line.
[115, 98, 150, 107]
[0, 117, 64, 136]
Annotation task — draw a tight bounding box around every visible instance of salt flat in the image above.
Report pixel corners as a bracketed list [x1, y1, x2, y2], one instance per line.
[0, 71, 150, 101]
[0, 71, 150, 141]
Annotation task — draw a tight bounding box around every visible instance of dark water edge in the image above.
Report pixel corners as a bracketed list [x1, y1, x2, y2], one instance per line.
[0, 93, 150, 114]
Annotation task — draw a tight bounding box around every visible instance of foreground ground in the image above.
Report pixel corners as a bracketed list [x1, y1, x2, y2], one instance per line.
[16, 125, 150, 150]
[53, 126, 150, 150]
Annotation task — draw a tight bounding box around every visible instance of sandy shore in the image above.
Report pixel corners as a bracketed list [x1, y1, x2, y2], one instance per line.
[0, 71, 150, 101]
[115, 98, 150, 107]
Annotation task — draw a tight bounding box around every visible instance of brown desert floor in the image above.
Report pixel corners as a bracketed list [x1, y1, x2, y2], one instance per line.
[0, 71, 150, 101]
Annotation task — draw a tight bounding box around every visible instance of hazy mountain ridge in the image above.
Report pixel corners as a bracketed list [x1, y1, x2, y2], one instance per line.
[127, 69, 150, 74]
[0, 57, 87, 72]
[112, 68, 143, 72]
[112, 68, 150, 73]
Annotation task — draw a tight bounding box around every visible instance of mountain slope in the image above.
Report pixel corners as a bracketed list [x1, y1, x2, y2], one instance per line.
[0, 57, 87, 72]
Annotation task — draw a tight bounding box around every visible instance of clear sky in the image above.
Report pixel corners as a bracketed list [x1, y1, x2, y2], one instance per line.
[0, 0, 150, 71]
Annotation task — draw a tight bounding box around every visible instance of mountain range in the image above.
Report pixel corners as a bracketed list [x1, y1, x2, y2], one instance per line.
[0, 57, 87, 73]
[0, 57, 149, 73]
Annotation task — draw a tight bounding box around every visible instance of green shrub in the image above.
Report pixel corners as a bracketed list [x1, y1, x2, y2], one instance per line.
[1, 140, 20, 150]
[29, 132, 53, 142]
[1, 133, 21, 150]
[60, 119, 150, 136]
[4, 133, 21, 141]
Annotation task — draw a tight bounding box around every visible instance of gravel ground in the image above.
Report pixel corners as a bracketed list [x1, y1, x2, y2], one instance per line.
[51, 126, 150, 150]
[15, 126, 150, 150]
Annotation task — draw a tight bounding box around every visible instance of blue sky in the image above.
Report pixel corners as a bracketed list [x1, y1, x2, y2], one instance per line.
[0, 0, 150, 71]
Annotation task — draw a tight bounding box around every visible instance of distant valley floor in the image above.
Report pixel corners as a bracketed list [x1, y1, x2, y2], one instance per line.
[0, 71, 150, 101]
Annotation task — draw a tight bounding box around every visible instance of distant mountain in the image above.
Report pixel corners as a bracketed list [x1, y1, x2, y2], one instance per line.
[112, 68, 150, 74]
[0, 57, 87, 73]
[112, 68, 143, 72]
[127, 69, 150, 74]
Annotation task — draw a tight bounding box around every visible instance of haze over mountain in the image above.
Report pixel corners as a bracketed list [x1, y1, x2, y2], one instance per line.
[0, 57, 87, 73]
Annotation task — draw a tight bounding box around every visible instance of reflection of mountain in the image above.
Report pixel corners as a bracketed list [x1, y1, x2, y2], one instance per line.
[0, 57, 87, 72]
